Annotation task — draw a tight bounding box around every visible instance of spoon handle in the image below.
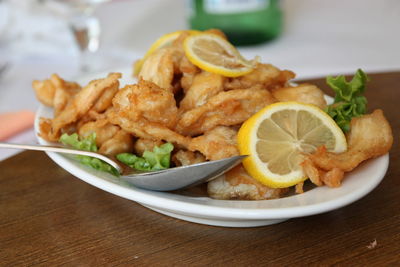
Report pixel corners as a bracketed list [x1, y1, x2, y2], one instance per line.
[0, 142, 121, 173]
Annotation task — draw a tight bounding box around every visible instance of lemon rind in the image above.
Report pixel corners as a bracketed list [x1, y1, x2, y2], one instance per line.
[183, 33, 254, 77]
[238, 102, 347, 188]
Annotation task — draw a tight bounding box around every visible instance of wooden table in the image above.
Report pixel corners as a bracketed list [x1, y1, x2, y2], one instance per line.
[1, 72, 399, 266]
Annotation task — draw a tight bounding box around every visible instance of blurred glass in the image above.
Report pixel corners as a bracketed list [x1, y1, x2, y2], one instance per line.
[40, 0, 111, 73]
[0, 0, 74, 61]
[188, 0, 283, 46]
[0, 1, 10, 40]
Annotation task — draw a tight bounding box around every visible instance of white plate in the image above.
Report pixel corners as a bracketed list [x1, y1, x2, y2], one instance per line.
[34, 69, 389, 227]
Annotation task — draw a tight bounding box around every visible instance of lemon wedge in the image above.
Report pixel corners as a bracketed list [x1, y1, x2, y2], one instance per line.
[183, 33, 256, 77]
[133, 30, 198, 75]
[237, 102, 347, 188]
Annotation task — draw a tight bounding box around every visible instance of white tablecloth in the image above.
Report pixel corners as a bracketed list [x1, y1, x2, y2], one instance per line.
[0, 0, 399, 160]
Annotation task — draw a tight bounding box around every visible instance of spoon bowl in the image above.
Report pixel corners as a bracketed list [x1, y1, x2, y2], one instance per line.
[122, 155, 246, 191]
[0, 142, 246, 191]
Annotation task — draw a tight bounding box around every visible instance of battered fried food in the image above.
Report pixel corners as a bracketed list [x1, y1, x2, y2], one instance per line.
[176, 86, 276, 136]
[172, 150, 206, 166]
[134, 138, 164, 156]
[309, 109, 392, 172]
[179, 53, 199, 75]
[179, 56, 200, 92]
[98, 129, 134, 156]
[78, 119, 120, 147]
[224, 63, 295, 90]
[300, 158, 323, 186]
[179, 71, 225, 112]
[271, 83, 327, 109]
[34, 29, 393, 201]
[208, 165, 288, 200]
[109, 79, 190, 147]
[188, 126, 239, 160]
[320, 168, 344, 188]
[112, 79, 178, 128]
[91, 81, 120, 113]
[108, 114, 190, 148]
[33, 74, 81, 115]
[138, 48, 175, 91]
[138, 31, 189, 93]
[39, 72, 121, 141]
[303, 109, 393, 187]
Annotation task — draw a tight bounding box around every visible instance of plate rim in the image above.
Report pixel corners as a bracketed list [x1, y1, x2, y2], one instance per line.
[42, 145, 389, 219]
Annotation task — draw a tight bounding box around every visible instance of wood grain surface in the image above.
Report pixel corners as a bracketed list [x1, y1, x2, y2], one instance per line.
[1, 72, 399, 266]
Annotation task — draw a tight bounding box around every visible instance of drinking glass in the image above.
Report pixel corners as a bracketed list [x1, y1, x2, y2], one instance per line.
[40, 0, 111, 73]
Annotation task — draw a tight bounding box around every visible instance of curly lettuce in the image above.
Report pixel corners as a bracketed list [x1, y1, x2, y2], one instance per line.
[117, 143, 174, 171]
[59, 133, 119, 176]
[325, 69, 369, 132]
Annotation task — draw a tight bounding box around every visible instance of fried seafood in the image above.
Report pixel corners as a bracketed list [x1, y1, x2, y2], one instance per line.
[172, 150, 206, 166]
[78, 119, 120, 147]
[188, 126, 239, 160]
[77, 108, 112, 128]
[208, 165, 288, 200]
[295, 182, 305, 194]
[179, 71, 225, 112]
[176, 87, 276, 136]
[300, 158, 323, 186]
[303, 109, 393, 187]
[181, 72, 197, 94]
[34, 29, 393, 201]
[203, 28, 228, 39]
[92, 81, 120, 113]
[108, 114, 190, 148]
[179, 55, 199, 76]
[138, 32, 189, 93]
[271, 83, 327, 109]
[109, 79, 190, 147]
[224, 63, 295, 90]
[309, 109, 392, 172]
[179, 56, 200, 93]
[320, 168, 345, 188]
[138, 48, 175, 91]
[39, 73, 121, 141]
[113, 79, 178, 128]
[98, 129, 134, 156]
[134, 138, 164, 156]
[33, 74, 81, 116]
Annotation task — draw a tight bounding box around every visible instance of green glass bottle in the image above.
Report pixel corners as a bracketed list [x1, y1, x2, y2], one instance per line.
[188, 0, 282, 46]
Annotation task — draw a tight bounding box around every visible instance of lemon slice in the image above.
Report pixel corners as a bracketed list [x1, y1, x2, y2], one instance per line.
[183, 33, 256, 77]
[133, 30, 199, 75]
[237, 102, 347, 188]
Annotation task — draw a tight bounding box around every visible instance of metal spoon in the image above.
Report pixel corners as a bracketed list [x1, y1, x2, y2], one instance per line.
[0, 142, 246, 191]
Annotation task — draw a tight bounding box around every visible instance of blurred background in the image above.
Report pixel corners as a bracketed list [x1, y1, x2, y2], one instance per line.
[0, 0, 399, 159]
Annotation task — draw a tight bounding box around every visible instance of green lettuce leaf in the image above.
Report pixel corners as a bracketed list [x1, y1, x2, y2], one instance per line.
[325, 69, 369, 132]
[117, 143, 174, 171]
[59, 133, 119, 176]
